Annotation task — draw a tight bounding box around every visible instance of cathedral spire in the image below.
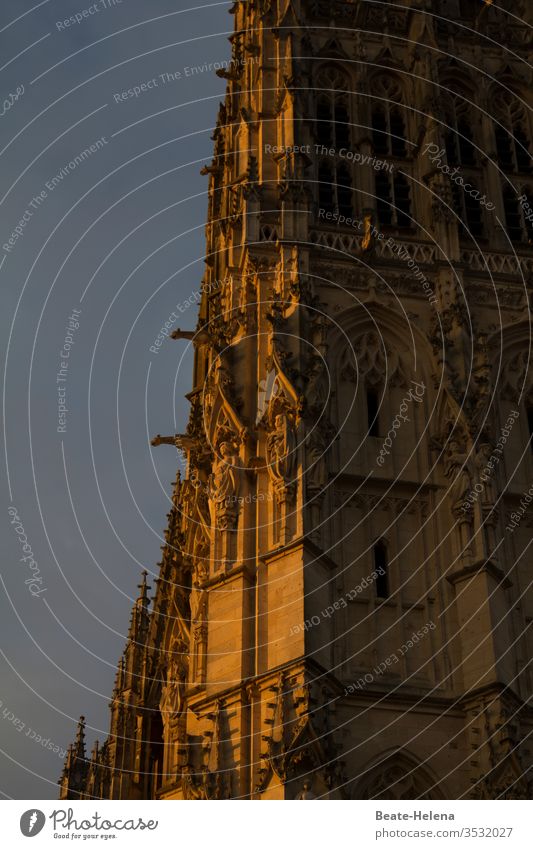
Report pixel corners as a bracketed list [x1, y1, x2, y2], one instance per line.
[74, 715, 86, 760]
[127, 570, 151, 643]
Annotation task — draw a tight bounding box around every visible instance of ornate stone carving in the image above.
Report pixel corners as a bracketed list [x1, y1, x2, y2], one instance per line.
[266, 403, 297, 505]
[356, 756, 443, 800]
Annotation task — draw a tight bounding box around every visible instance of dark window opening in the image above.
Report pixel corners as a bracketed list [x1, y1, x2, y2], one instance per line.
[372, 107, 406, 158]
[337, 163, 353, 217]
[372, 108, 389, 155]
[394, 173, 411, 227]
[464, 188, 484, 239]
[515, 125, 532, 173]
[453, 182, 484, 240]
[390, 109, 407, 158]
[495, 125, 514, 171]
[318, 162, 334, 212]
[374, 541, 389, 598]
[503, 188, 523, 242]
[527, 406, 533, 453]
[445, 131, 459, 167]
[335, 102, 351, 150]
[367, 389, 380, 437]
[375, 173, 411, 228]
[317, 98, 332, 147]
[458, 118, 476, 166]
[451, 182, 464, 226]
[376, 172, 393, 226]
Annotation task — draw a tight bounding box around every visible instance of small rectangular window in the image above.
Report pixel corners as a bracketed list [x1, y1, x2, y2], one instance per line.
[374, 541, 389, 598]
[367, 389, 380, 437]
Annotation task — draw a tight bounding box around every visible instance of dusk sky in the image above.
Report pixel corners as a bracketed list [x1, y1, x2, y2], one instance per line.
[0, 0, 230, 799]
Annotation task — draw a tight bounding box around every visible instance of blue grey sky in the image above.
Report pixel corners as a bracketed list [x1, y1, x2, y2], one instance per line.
[0, 0, 230, 799]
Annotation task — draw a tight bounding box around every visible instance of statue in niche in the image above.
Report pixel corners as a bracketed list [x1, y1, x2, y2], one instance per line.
[208, 433, 240, 529]
[266, 407, 296, 491]
[295, 779, 317, 799]
[159, 639, 189, 778]
[160, 640, 188, 728]
[443, 438, 475, 514]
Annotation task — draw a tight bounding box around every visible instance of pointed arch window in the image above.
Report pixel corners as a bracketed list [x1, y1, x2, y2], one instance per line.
[315, 65, 352, 152]
[442, 91, 477, 167]
[315, 64, 354, 218]
[493, 93, 532, 174]
[371, 75, 407, 159]
[370, 75, 412, 229]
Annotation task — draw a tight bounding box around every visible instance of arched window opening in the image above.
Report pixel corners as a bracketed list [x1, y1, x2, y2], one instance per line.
[374, 540, 389, 598]
[494, 93, 532, 174]
[315, 65, 354, 220]
[367, 388, 380, 437]
[315, 65, 352, 151]
[442, 91, 477, 167]
[370, 75, 407, 160]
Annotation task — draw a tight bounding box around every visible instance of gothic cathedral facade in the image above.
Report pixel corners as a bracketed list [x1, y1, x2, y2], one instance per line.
[60, 0, 533, 800]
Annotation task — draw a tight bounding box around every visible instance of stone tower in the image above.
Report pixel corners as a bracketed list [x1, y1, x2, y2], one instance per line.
[61, 0, 533, 799]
